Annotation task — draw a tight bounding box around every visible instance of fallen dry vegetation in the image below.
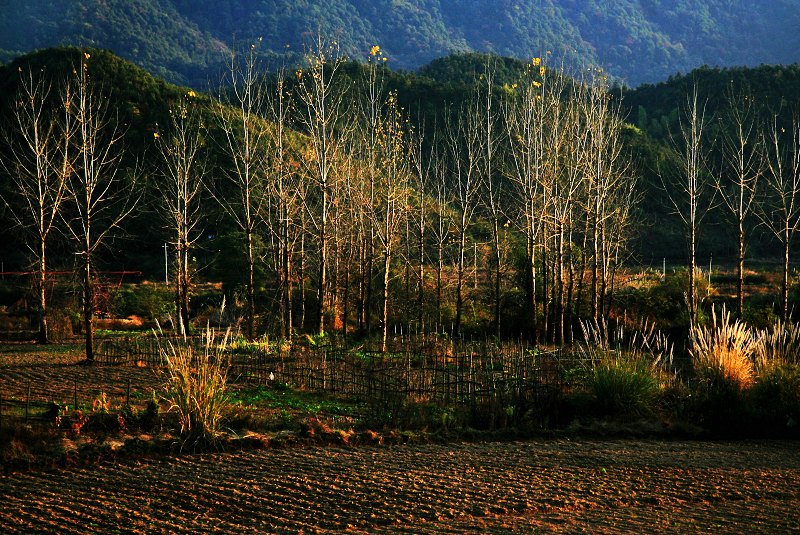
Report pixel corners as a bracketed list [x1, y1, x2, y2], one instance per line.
[1, 439, 799, 533]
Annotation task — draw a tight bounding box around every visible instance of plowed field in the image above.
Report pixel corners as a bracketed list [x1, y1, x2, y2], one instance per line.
[1, 439, 799, 533]
[0, 343, 161, 411]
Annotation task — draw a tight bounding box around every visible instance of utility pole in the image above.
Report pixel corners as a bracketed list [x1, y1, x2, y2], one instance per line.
[709, 254, 712, 286]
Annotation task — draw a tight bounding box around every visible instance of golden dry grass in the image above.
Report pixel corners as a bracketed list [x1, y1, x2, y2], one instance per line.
[159, 326, 231, 444]
[690, 307, 757, 389]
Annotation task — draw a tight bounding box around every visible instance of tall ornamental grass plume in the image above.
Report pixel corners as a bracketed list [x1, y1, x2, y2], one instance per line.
[577, 319, 673, 418]
[750, 321, 800, 429]
[159, 324, 231, 446]
[756, 320, 800, 369]
[690, 306, 758, 390]
[578, 318, 674, 370]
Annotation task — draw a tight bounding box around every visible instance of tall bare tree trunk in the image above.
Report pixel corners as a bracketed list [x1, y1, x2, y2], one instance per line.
[83, 250, 94, 362]
[38, 242, 48, 344]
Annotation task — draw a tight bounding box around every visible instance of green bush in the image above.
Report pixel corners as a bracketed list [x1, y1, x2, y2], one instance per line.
[111, 284, 174, 322]
[589, 357, 660, 419]
[743, 293, 779, 329]
[616, 269, 710, 331]
[750, 363, 800, 429]
[690, 376, 748, 431]
[0, 280, 24, 307]
[575, 319, 672, 421]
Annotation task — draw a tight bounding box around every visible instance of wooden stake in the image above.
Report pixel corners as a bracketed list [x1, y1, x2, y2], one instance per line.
[25, 382, 31, 424]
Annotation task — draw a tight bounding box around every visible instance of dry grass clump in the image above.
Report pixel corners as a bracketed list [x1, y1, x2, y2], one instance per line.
[755, 320, 800, 369]
[690, 307, 757, 389]
[578, 318, 673, 371]
[159, 325, 231, 446]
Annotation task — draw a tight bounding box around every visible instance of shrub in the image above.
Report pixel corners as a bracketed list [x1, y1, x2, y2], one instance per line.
[589, 357, 661, 418]
[159, 325, 231, 446]
[750, 362, 800, 430]
[755, 320, 800, 368]
[742, 293, 779, 330]
[616, 268, 711, 331]
[749, 321, 800, 432]
[111, 284, 174, 323]
[576, 319, 672, 420]
[688, 307, 759, 430]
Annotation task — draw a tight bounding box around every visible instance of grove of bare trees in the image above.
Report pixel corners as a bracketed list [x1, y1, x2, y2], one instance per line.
[5, 45, 800, 356]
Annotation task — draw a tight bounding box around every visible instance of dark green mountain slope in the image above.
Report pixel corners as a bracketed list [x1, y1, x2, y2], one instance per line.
[623, 64, 800, 140]
[0, 0, 227, 85]
[2, 1, 800, 88]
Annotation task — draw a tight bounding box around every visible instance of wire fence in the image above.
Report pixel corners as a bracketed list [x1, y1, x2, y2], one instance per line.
[95, 333, 580, 411]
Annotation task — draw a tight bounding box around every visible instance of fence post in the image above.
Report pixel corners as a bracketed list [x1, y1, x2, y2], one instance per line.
[25, 382, 30, 424]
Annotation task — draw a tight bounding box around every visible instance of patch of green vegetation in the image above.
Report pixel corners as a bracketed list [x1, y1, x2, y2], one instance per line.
[231, 385, 366, 418]
[111, 284, 174, 322]
[588, 358, 661, 419]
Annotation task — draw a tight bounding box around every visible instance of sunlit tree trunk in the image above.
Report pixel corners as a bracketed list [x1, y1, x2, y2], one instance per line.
[761, 115, 800, 322]
[663, 86, 710, 326]
[157, 96, 205, 333]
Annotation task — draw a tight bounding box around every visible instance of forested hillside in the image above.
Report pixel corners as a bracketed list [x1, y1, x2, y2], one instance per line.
[2, 0, 800, 87]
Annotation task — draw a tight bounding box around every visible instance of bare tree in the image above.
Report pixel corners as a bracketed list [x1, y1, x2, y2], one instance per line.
[429, 158, 453, 332]
[258, 69, 300, 338]
[371, 92, 411, 351]
[64, 53, 138, 362]
[716, 89, 762, 317]
[156, 94, 206, 333]
[214, 43, 270, 340]
[353, 47, 387, 336]
[294, 36, 348, 335]
[1, 67, 73, 344]
[547, 74, 582, 342]
[663, 85, 712, 325]
[582, 72, 631, 322]
[445, 101, 484, 338]
[504, 58, 561, 341]
[477, 61, 506, 338]
[409, 122, 431, 335]
[761, 113, 800, 321]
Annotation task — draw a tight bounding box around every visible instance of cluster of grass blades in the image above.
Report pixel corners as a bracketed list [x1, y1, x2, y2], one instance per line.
[576, 319, 673, 419]
[690, 307, 757, 390]
[158, 324, 232, 448]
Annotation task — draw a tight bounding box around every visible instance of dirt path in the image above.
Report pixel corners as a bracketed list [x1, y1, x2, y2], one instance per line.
[1, 439, 799, 533]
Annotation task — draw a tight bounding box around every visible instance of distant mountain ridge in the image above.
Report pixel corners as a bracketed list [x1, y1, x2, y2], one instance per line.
[2, 1, 800, 87]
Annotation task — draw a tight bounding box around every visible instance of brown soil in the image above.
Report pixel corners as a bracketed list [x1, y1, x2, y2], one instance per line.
[1, 342, 799, 533]
[1, 439, 799, 533]
[0, 342, 161, 412]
